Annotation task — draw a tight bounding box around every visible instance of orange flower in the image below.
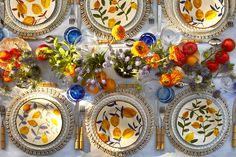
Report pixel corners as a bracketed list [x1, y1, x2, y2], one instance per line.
[64, 63, 76, 77]
[146, 54, 161, 69]
[131, 41, 149, 58]
[169, 45, 186, 66]
[170, 70, 184, 85]
[108, 6, 117, 13]
[111, 25, 126, 40]
[191, 122, 201, 129]
[207, 107, 217, 114]
[160, 70, 184, 87]
[160, 73, 172, 87]
[182, 111, 189, 119]
[198, 116, 204, 122]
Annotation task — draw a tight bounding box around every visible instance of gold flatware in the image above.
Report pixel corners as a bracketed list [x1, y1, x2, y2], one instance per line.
[155, 100, 161, 150]
[79, 104, 86, 150]
[232, 98, 236, 148]
[0, 105, 6, 150]
[74, 102, 80, 150]
[160, 106, 165, 150]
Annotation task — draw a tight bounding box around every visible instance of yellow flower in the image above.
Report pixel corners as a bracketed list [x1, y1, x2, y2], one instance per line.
[207, 107, 217, 114]
[131, 41, 149, 58]
[185, 132, 194, 143]
[130, 2, 137, 9]
[170, 70, 184, 85]
[108, 18, 116, 28]
[182, 111, 189, 119]
[213, 128, 219, 136]
[206, 99, 213, 105]
[64, 63, 76, 77]
[108, 6, 117, 13]
[111, 25, 126, 40]
[191, 122, 201, 129]
[146, 54, 161, 69]
[169, 46, 186, 66]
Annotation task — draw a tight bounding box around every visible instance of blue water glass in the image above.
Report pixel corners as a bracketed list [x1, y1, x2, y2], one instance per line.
[64, 27, 82, 44]
[139, 33, 157, 46]
[0, 28, 4, 41]
[67, 84, 85, 102]
[156, 86, 175, 103]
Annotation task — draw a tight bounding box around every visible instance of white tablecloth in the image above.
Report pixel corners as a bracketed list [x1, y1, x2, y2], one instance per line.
[0, 4, 236, 157]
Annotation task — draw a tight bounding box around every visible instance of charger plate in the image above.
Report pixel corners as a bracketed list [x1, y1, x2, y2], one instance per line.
[81, 0, 150, 39]
[162, 0, 236, 39]
[5, 87, 74, 155]
[85, 89, 154, 156]
[4, 0, 69, 36]
[165, 88, 231, 156]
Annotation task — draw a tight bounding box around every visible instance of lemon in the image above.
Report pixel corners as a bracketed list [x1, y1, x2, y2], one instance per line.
[185, 132, 194, 143]
[195, 9, 204, 20]
[32, 4, 42, 15]
[186, 55, 199, 66]
[205, 10, 217, 20]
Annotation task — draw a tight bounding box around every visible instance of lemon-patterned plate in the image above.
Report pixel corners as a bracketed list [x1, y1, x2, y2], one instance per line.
[4, 0, 68, 36]
[6, 87, 74, 155]
[162, 0, 236, 39]
[165, 88, 231, 156]
[85, 89, 154, 156]
[81, 0, 151, 39]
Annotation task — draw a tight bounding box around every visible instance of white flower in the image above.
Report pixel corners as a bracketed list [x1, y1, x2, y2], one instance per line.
[195, 75, 203, 84]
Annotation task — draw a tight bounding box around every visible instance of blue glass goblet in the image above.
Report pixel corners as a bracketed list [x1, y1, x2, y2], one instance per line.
[67, 84, 85, 102]
[64, 27, 82, 44]
[139, 33, 157, 46]
[156, 86, 175, 103]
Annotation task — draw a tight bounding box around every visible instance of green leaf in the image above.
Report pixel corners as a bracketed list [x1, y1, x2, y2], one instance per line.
[102, 10, 107, 15]
[218, 123, 223, 126]
[115, 21, 121, 25]
[203, 51, 210, 58]
[126, 7, 131, 15]
[192, 103, 197, 108]
[209, 120, 215, 122]
[184, 129, 190, 132]
[204, 124, 211, 130]
[59, 48, 66, 54]
[199, 109, 205, 114]
[93, 14, 101, 18]
[190, 111, 194, 118]
[101, 0, 105, 6]
[121, 1, 126, 9]
[199, 105, 206, 110]
[185, 122, 191, 126]
[178, 122, 184, 128]
[197, 131, 205, 134]
[103, 16, 108, 21]
[197, 101, 202, 104]
[99, 7, 103, 12]
[117, 12, 123, 16]
[215, 119, 222, 122]
[191, 139, 198, 143]
[206, 131, 213, 137]
[53, 37, 59, 48]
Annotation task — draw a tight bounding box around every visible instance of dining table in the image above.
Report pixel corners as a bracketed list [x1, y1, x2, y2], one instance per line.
[0, 2, 236, 157]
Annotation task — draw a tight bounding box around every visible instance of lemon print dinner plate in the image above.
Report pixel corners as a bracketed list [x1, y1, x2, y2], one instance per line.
[4, 0, 68, 36]
[81, 0, 151, 39]
[164, 88, 231, 156]
[6, 87, 74, 155]
[162, 0, 236, 39]
[85, 89, 154, 156]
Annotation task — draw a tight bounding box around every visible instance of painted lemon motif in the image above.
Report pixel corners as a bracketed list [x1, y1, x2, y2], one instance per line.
[98, 133, 109, 142]
[205, 10, 217, 20]
[93, 0, 100, 10]
[182, 13, 192, 23]
[110, 115, 120, 127]
[26, 0, 35, 2]
[19, 126, 29, 135]
[53, 109, 61, 116]
[213, 128, 219, 136]
[123, 107, 137, 118]
[193, 0, 202, 9]
[41, 134, 49, 143]
[23, 16, 35, 25]
[185, 132, 194, 143]
[51, 118, 58, 126]
[108, 18, 116, 28]
[184, 0, 193, 12]
[32, 111, 41, 118]
[113, 127, 122, 138]
[28, 120, 38, 127]
[41, 0, 51, 9]
[108, 6, 117, 13]
[123, 128, 134, 139]
[32, 4, 42, 15]
[191, 122, 201, 129]
[101, 119, 110, 130]
[195, 9, 204, 20]
[17, 3, 28, 14]
[23, 104, 31, 112]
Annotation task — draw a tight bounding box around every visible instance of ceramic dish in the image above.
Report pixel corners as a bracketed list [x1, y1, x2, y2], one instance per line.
[85, 89, 154, 156]
[6, 87, 74, 155]
[165, 88, 231, 156]
[4, 0, 69, 36]
[81, 0, 151, 39]
[162, 0, 236, 39]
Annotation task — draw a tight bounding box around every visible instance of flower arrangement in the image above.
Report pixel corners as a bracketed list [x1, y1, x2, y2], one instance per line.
[0, 48, 41, 92]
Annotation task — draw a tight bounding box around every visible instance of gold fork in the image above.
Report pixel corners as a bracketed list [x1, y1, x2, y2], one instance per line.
[79, 104, 86, 150]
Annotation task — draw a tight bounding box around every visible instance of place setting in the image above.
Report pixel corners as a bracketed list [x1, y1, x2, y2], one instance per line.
[0, 0, 236, 156]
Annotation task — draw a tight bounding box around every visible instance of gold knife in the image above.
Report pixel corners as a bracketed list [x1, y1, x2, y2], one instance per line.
[232, 98, 236, 148]
[74, 102, 80, 150]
